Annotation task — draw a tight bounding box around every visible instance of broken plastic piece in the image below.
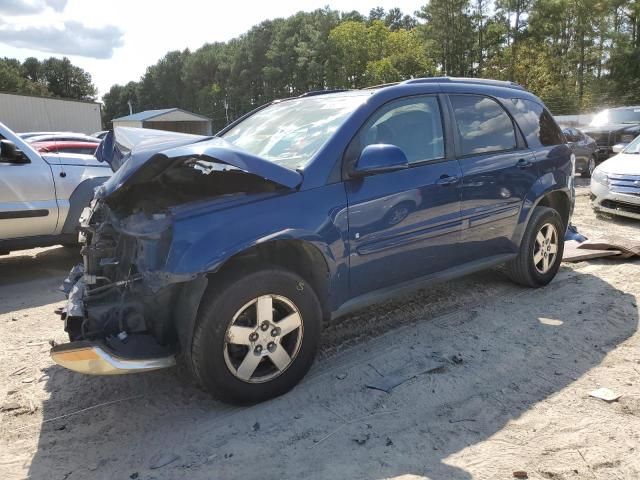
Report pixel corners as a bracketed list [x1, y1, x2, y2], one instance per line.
[589, 387, 621, 402]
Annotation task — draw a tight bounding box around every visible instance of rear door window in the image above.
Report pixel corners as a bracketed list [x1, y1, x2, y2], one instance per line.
[449, 95, 517, 156]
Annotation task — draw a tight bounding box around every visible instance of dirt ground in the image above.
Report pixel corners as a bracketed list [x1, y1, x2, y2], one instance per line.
[1, 179, 639, 480]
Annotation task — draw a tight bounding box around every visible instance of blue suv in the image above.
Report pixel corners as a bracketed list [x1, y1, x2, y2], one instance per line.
[52, 78, 574, 404]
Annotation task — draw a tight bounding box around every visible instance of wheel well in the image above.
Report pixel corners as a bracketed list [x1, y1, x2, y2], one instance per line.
[537, 191, 570, 228]
[211, 240, 331, 320]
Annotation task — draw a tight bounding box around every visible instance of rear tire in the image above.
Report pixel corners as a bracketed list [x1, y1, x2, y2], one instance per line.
[506, 206, 564, 287]
[190, 266, 322, 405]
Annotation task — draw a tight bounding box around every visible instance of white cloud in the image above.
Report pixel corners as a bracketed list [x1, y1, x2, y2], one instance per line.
[0, 20, 124, 58]
[0, 0, 68, 15]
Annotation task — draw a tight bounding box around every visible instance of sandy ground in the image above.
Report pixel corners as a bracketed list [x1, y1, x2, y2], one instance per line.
[1, 179, 640, 480]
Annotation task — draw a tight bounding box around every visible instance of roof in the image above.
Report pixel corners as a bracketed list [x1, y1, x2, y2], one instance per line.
[113, 108, 211, 122]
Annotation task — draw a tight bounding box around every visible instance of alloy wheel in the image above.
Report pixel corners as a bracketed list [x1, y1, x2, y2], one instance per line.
[224, 294, 303, 383]
[533, 223, 558, 274]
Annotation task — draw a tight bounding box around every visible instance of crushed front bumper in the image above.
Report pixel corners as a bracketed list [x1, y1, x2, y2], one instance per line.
[52, 248, 181, 375]
[51, 339, 175, 375]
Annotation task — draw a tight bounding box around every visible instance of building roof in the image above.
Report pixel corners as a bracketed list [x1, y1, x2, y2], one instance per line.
[113, 108, 211, 122]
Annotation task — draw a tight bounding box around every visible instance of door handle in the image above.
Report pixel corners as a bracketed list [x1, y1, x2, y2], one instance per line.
[517, 158, 533, 169]
[436, 174, 460, 186]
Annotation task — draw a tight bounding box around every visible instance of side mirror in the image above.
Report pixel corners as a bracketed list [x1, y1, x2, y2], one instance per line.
[351, 144, 408, 177]
[0, 140, 28, 164]
[612, 143, 627, 154]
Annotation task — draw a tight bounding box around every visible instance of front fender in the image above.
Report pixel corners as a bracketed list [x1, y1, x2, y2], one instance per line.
[171, 228, 339, 277]
[163, 183, 349, 287]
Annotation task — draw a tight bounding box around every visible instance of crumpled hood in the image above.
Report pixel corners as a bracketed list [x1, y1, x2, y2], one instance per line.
[95, 127, 302, 199]
[598, 153, 640, 175]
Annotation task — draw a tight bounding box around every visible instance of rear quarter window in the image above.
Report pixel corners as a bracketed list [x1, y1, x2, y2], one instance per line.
[510, 98, 565, 147]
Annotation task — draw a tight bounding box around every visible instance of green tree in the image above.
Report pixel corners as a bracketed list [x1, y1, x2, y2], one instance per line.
[417, 0, 475, 76]
[101, 2, 640, 126]
[41, 57, 97, 100]
[328, 21, 370, 87]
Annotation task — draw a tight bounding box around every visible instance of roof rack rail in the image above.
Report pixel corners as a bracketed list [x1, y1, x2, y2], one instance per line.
[298, 89, 350, 98]
[402, 76, 525, 91]
[361, 82, 400, 90]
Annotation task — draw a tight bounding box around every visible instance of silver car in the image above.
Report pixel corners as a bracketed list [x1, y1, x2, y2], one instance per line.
[0, 122, 111, 253]
[591, 135, 640, 220]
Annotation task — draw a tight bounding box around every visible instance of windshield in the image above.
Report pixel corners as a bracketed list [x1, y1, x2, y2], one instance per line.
[221, 92, 370, 169]
[623, 135, 640, 154]
[590, 108, 640, 126]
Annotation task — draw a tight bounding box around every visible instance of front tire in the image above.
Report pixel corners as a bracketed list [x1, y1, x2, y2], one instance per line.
[506, 206, 564, 287]
[190, 266, 322, 405]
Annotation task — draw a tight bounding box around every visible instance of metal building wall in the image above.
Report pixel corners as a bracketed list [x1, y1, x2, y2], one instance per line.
[144, 120, 211, 135]
[0, 92, 102, 134]
[112, 120, 144, 129]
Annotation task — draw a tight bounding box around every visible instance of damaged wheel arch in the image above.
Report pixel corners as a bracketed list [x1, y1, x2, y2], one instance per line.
[175, 236, 335, 368]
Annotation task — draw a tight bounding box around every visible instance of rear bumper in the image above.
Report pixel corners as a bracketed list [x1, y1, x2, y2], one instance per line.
[50, 340, 175, 375]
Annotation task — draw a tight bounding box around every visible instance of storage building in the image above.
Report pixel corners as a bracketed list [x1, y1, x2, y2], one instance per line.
[0, 91, 101, 134]
[112, 108, 212, 135]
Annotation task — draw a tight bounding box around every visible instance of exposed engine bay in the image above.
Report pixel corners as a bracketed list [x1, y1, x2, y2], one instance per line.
[59, 163, 282, 348]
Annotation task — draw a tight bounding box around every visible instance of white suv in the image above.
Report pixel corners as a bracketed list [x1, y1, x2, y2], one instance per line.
[0, 122, 111, 254]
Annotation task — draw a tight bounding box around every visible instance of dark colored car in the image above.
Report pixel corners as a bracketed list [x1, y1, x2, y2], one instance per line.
[51, 78, 574, 405]
[581, 106, 640, 161]
[562, 127, 597, 177]
[31, 140, 99, 155]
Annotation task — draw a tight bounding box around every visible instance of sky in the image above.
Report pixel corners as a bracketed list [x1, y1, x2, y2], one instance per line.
[0, 0, 423, 100]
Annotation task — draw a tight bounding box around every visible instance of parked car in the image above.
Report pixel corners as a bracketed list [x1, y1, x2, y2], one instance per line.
[25, 133, 101, 144]
[0, 122, 111, 253]
[591, 134, 640, 220]
[31, 140, 99, 156]
[581, 106, 640, 161]
[18, 131, 74, 140]
[562, 127, 598, 177]
[51, 78, 574, 405]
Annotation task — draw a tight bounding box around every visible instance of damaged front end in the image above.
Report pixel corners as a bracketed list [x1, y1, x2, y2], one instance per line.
[51, 127, 301, 375]
[52, 201, 182, 374]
